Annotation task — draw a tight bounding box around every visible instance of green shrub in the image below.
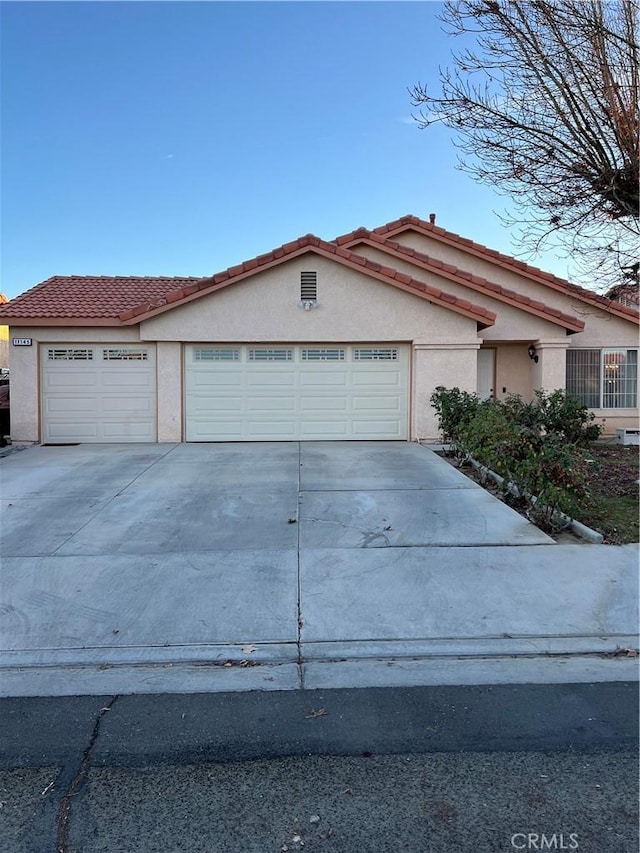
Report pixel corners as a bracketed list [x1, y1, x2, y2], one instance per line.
[458, 401, 520, 476]
[430, 386, 480, 447]
[430, 386, 597, 530]
[532, 389, 602, 445]
[507, 435, 590, 527]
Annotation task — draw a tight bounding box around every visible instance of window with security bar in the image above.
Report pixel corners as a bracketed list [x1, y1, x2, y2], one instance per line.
[566, 349, 638, 409]
[353, 348, 399, 361]
[103, 349, 148, 361]
[248, 348, 293, 361]
[301, 348, 345, 361]
[194, 348, 240, 361]
[48, 349, 93, 360]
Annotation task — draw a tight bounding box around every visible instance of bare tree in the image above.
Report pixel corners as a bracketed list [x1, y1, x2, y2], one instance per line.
[410, 0, 639, 289]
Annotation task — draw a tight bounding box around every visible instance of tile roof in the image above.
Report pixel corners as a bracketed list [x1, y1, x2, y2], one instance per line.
[0, 276, 203, 320]
[118, 234, 496, 328]
[336, 230, 585, 333]
[0, 215, 635, 331]
[346, 215, 639, 325]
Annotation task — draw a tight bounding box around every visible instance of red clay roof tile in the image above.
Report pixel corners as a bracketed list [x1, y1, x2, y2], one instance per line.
[5, 215, 630, 333]
[365, 214, 638, 325]
[0, 276, 203, 320]
[334, 230, 586, 332]
[116, 233, 496, 328]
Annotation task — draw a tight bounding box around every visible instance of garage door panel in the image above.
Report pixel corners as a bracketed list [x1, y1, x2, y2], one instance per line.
[246, 371, 295, 388]
[43, 370, 100, 391]
[46, 422, 100, 441]
[300, 421, 349, 437]
[299, 396, 349, 412]
[352, 420, 405, 438]
[101, 420, 156, 439]
[299, 371, 348, 387]
[352, 370, 404, 386]
[191, 396, 244, 414]
[247, 421, 297, 438]
[247, 396, 297, 413]
[188, 420, 244, 440]
[41, 345, 156, 444]
[43, 395, 100, 416]
[100, 370, 155, 390]
[352, 396, 403, 412]
[188, 371, 241, 388]
[98, 396, 155, 417]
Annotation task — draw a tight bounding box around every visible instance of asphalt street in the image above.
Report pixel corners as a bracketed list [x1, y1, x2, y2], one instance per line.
[2, 683, 638, 853]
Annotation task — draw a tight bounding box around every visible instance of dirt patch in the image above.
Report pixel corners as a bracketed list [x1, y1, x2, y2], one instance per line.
[581, 444, 639, 498]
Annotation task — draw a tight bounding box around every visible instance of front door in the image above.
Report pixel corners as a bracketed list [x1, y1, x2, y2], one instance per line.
[477, 348, 495, 400]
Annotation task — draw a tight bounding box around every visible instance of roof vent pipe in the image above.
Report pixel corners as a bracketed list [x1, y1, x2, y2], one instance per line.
[429, 213, 436, 224]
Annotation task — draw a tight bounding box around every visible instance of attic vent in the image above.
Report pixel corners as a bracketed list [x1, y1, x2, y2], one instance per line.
[48, 348, 94, 361]
[300, 271, 317, 302]
[102, 348, 148, 361]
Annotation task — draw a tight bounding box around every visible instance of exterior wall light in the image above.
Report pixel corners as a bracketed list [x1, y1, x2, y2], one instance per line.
[299, 300, 318, 311]
[527, 344, 539, 363]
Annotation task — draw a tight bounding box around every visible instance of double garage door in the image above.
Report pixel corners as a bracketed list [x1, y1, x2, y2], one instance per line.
[41, 342, 409, 443]
[185, 344, 409, 441]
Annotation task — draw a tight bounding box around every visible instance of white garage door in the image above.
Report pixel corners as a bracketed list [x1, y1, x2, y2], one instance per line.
[185, 344, 409, 441]
[41, 345, 156, 443]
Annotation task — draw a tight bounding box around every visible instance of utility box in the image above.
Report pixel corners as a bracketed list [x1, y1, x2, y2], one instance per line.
[616, 428, 640, 446]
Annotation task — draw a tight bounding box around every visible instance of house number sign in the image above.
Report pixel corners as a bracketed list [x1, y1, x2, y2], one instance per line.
[12, 338, 32, 346]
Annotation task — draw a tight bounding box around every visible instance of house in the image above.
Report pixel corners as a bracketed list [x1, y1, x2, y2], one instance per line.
[605, 280, 639, 310]
[0, 293, 8, 370]
[0, 214, 637, 445]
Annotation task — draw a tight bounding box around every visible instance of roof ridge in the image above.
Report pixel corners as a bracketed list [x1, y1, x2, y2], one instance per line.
[365, 234, 584, 332]
[335, 216, 638, 325]
[118, 233, 495, 327]
[45, 274, 205, 281]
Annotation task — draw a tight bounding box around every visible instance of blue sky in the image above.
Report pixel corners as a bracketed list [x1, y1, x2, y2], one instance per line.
[1, 0, 575, 300]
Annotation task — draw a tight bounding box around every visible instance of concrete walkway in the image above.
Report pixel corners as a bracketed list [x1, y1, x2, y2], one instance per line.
[0, 441, 637, 696]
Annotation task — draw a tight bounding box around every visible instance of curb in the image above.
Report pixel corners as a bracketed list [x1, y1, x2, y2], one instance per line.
[466, 456, 605, 543]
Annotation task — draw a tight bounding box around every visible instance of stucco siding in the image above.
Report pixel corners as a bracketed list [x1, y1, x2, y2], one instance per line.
[414, 345, 479, 439]
[157, 342, 182, 442]
[8, 342, 39, 442]
[352, 243, 566, 342]
[140, 255, 478, 344]
[392, 231, 639, 348]
[567, 317, 639, 349]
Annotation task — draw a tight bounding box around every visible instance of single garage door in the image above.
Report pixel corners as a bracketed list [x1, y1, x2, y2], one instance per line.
[185, 344, 409, 441]
[41, 345, 156, 443]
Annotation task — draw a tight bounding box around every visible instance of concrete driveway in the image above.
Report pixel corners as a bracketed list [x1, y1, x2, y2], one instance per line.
[1, 442, 637, 695]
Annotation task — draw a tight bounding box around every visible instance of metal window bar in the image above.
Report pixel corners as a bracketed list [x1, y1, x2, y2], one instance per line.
[566, 350, 600, 408]
[602, 349, 637, 408]
[102, 349, 148, 361]
[248, 348, 293, 361]
[48, 349, 94, 361]
[194, 348, 240, 361]
[353, 348, 399, 361]
[301, 348, 345, 361]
